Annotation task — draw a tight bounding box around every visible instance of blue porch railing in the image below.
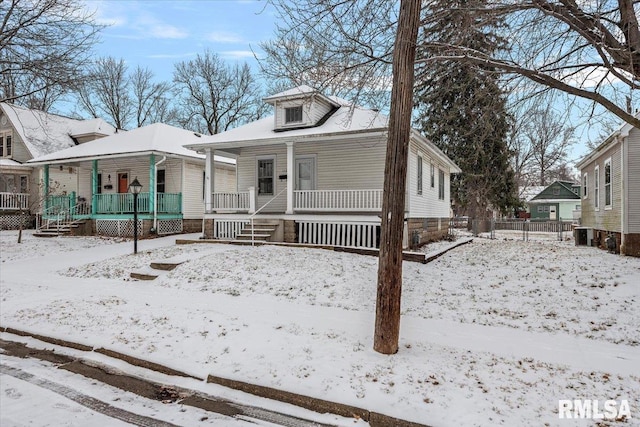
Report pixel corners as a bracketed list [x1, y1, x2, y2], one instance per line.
[45, 193, 182, 216]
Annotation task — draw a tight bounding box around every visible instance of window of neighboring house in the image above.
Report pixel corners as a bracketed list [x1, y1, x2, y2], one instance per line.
[5, 134, 11, 157]
[19, 175, 28, 193]
[553, 188, 560, 196]
[430, 163, 435, 188]
[417, 155, 423, 195]
[544, 205, 550, 212]
[0, 135, 3, 157]
[537, 206, 543, 213]
[438, 169, 445, 200]
[582, 173, 588, 199]
[285, 106, 303, 124]
[0, 132, 11, 157]
[576, 205, 581, 211]
[604, 157, 612, 208]
[96, 173, 102, 194]
[257, 157, 275, 195]
[157, 169, 166, 193]
[594, 165, 599, 210]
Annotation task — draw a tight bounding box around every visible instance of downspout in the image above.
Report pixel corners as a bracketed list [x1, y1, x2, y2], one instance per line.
[153, 156, 167, 232]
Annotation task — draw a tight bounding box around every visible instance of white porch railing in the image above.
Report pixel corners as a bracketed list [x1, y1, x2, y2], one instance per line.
[294, 189, 383, 211]
[212, 192, 250, 211]
[0, 192, 29, 210]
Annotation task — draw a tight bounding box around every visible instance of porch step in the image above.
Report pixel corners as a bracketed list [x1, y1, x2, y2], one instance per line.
[130, 271, 159, 281]
[35, 220, 85, 238]
[235, 233, 271, 241]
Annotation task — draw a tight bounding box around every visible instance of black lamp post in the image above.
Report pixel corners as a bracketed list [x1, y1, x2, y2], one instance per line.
[128, 177, 143, 254]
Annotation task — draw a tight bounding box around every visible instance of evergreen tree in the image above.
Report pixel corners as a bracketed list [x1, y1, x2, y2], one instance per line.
[415, 0, 518, 220]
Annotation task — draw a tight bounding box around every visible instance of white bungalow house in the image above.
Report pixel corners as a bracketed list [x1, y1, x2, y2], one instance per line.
[576, 112, 640, 256]
[28, 123, 235, 237]
[0, 103, 117, 229]
[186, 86, 461, 249]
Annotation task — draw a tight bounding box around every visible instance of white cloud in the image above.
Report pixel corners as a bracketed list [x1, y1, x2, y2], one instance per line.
[220, 50, 255, 59]
[147, 53, 198, 59]
[206, 31, 244, 44]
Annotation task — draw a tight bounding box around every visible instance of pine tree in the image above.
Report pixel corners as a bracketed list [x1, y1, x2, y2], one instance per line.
[415, 0, 518, 220]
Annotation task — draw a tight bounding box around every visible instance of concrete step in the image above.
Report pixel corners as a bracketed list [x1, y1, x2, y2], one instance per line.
[149, 261, 183, 271]
[235, 233, 271, 240]
[130, 271, 158, 281]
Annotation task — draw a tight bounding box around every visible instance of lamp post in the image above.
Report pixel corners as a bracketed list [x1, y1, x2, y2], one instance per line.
[128, 177, 143, 254]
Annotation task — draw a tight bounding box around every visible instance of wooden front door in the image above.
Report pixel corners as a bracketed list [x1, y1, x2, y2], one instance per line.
[118, 173, 128, 193]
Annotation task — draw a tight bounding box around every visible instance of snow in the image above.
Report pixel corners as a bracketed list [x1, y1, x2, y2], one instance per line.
[1, 230, 639, 426]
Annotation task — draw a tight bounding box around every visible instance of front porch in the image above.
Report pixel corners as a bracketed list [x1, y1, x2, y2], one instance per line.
[44, 192, 182, 219]
[0, 192, 29, 211]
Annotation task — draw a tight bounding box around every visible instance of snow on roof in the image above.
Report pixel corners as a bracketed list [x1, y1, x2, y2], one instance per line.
[0, 158, 32, 169]
[519, 186, 546, 202]
[188, 102, 389, 150]
[0, 103, 117, 159]
[263, 85, 318, 102]
[28, 123, 213, 164]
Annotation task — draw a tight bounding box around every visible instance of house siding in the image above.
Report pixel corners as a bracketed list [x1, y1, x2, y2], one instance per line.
[274, 97, 333, 130]
[407, 140, 451, 219]
[182, 160, 204, 219]
[627, 127, 640, 233]
[580, 141, 622, 233]
[237, 145, 287, 212]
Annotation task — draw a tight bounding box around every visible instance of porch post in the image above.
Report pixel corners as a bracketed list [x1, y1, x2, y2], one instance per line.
[248, 186, 256, 214]
[149, 153, 155, 215]
[204, 148, 213, 213]
[91, 160, 98, 215]
[43, 164, 49, 210]
[286, 141, 295, 214]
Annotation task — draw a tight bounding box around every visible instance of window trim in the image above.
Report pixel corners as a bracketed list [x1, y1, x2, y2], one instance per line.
[594, 165, 599, 210]
[430, 163, 435, 188]
[256, 155, 276, 196]
[438, 169, 445, 200]
[604, 157, 612, 209]
[582, 173, 588, 199]
[0, 131, 12, 158]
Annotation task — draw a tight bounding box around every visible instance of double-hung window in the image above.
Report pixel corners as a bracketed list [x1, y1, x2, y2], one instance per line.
[257, 157, 275, 195]
[582, 173, 588, 199]
[285, 106, 303, 124]
[417, 155, 423, 195]
[594, 165, 599, 210]
[438, 169, 445, 200]
[604, 158, 612, 208]
[430, 163, 435, 188]
[0, 131, 12, 157]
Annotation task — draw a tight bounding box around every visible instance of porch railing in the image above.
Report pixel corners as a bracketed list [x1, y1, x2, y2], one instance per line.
[93, 192, 181, 214]
[212, 192, 250, 211]
[294, 189, 383, 211]
[0, 192, 29, 210]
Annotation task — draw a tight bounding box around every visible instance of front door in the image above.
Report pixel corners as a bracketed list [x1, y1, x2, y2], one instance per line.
[549, 205, 557, 220]
[118, 173, 128, 193]
[295, 157, 315, 190]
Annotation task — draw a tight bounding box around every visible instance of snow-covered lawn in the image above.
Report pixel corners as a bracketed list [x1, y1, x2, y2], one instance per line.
[1, 230, 639, 426]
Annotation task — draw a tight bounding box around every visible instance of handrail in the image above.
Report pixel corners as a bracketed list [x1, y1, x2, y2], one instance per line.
[248, 188, 286, 246]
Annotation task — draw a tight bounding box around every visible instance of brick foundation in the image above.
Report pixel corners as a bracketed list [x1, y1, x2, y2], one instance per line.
[283, 220, 296, 243]
[621, 233, 640, 257]
[203, 218, 214, 239]
[407, 217, 450, 249]
[182, 219, 203, 234]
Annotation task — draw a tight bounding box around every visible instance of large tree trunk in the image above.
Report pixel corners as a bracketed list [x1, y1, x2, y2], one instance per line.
[374, 0, 421, 355]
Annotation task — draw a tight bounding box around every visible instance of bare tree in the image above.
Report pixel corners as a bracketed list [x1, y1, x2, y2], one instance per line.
[173, 51, 266, 135]
[374, 0, 421, 355]
[130, 66, 175, 127]
[524, 108, 575, 186]
[76, 57, 132, 129]
[265, 1, 640, 128]
[0, 0, 103, 110]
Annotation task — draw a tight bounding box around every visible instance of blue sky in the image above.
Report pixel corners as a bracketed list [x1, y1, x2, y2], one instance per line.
[86, 0, 277, 82]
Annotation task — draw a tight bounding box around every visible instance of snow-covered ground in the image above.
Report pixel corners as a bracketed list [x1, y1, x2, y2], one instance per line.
[1, 230, 639, 426]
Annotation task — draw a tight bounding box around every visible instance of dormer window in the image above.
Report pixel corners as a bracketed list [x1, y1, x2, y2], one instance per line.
[285, 106, 303, 124]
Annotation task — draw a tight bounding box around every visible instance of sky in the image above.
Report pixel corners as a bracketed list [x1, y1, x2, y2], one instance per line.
[86, 0, 277, 82]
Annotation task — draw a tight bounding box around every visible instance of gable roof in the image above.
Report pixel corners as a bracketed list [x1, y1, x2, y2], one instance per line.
[263, 85, 339, 108]
[0, 103, 116, 159]
[27, 123, 231, 165]
[576, 111, 639, 169]
[530, 180, 580, 202]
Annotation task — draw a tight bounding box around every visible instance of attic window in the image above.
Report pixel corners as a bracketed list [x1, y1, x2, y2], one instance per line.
[285, 106, 303, 124]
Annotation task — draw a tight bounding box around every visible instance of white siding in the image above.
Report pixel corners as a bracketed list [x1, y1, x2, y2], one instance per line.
[214, 163, 236, 193]
[237, 145, 287, 212]
[182, 160, 204, 219]
[627, 127, 640, 232]
[407, 140, 451, 218]
[49, 166, 79, 196]
[274, 97, 333, 130]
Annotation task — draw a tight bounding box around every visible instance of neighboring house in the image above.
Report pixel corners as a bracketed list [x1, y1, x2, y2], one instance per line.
[517, 185, 545, 218]
[576, 112, 640, 256]
[28, 123, 235, 237]
[186, 85, 461, 249]
[527, 181, 581, 222]
[0, 103, 116, 229]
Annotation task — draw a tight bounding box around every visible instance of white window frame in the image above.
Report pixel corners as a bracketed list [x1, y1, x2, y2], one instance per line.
[594, 165, 599, 210]
[256, 156, 276, 196]
[438, 169, 445, 200]
[417, 155, 423, 195]
[604, 157, 612, 209]
[430, 162, 435, 188]
[284, 106, 303, 124]
[582, 173, 588, 199]
[0, 130, 12, 158]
